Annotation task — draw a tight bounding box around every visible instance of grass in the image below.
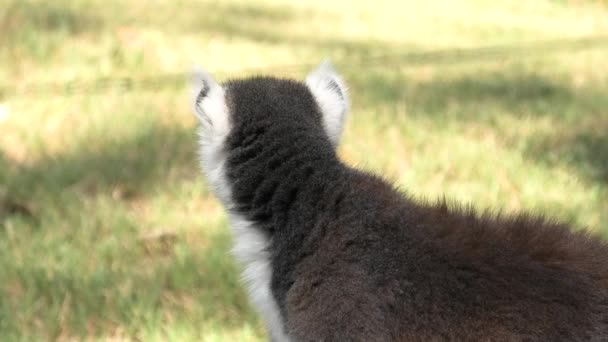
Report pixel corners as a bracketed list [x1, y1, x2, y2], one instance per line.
[1, 0, 607, 340]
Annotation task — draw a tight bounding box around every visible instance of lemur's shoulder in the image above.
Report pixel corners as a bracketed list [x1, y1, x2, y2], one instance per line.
[193, 62, 608, 341]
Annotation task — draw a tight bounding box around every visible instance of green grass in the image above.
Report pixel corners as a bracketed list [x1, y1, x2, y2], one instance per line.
[1, 0, 607, 340]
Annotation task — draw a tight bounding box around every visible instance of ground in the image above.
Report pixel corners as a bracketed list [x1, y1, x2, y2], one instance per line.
[0, 0, 607, 340]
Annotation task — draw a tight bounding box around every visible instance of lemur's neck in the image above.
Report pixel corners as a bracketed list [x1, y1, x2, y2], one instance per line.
[226, 126, 343, 231]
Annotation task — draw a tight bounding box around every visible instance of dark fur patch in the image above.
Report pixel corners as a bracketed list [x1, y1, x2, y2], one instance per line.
[195, 82, 208, 108]
[327, 78, 344, 100]
[220, 76, 608, 341]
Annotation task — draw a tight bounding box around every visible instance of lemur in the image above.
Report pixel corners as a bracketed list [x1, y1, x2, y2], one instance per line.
[192, 62, 608, 341]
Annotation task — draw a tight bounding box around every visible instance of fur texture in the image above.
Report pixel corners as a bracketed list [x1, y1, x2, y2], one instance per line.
[193, 63, 608, 341]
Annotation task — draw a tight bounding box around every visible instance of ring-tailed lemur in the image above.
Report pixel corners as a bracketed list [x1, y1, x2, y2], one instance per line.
[192, 62, 608, 341]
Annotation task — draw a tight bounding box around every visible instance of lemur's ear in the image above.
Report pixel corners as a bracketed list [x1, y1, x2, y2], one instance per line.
[191, 66, 229, 135]
[305, 61, 349, 146]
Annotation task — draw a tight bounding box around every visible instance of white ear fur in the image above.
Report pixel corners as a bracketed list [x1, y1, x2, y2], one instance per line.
[191, 66, 229, 137]
[305, 61, 349, 146]
[191, 67, 232, 205]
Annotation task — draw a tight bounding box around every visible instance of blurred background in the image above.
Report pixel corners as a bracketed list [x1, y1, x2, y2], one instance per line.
[1, 0, 607, 340]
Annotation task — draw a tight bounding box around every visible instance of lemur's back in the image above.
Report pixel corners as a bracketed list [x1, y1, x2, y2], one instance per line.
[286, 168, 608, 341]
[193, 62, 608, 341]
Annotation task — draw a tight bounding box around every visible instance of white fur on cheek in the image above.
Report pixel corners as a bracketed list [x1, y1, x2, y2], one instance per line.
[195, 83, 292, 341]
[305, 63, 349, 146]
[198, 149, 292, 341]
[199, 85, 229, 139]
[197, 85, 231, 204]
[229, 213, 292, 342]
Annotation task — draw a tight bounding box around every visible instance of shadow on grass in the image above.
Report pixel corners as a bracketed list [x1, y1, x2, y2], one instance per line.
[349, 67, 604, 119]
[8, 0, 607, 76]
[0, 0, 104, 71]
[345, 66, 608, 186]
[413, 73, 607, 185]
[0, 119, 259, 338]
[407, 74, 580, 117]
[1, 228, 257, 339]
[526, 117, 608, 184]
[0, 1, 102, 36]
[2, 122, 198, 206]
[180, 3, 608, 67]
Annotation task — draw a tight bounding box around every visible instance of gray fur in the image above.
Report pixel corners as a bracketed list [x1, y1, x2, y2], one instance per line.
[194, 63, 608, 341]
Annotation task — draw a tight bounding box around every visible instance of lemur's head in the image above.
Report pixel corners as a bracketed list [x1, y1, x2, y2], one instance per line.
[192, 62, 348, 206]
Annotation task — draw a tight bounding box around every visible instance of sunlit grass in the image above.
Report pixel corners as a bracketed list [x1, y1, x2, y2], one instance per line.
[1, 0, 607, 340]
